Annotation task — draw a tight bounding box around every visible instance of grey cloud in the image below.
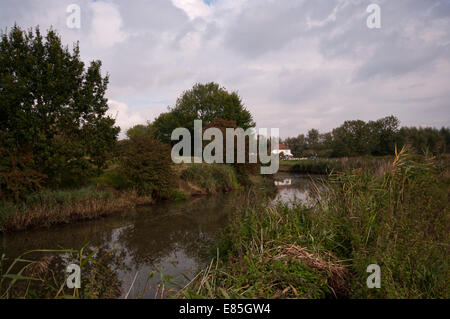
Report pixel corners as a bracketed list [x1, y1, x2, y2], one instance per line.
[0, 0, 449, 137]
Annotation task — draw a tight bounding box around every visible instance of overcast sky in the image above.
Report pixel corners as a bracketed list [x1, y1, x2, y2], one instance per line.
[1, 0, 449, 138]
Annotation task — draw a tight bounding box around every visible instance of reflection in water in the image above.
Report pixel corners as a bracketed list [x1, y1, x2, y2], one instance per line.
[272, 173, 324, 206]
[1, 173, 319, 298]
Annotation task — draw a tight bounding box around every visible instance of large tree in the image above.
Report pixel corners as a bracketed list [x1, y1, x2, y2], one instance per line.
[153, 82, 255, 144]
[0, 26, 119, 199]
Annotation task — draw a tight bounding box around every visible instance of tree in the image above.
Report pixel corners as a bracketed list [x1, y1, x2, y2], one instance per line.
[153, 82, 255, 144]
[306, 129, 320, 149]
[284, 134, 307, 157]
[126, 123, 155, 140]
[398, 126, 446, 155]
[368, 116, 400, 156]
[0, 25, 119, 198]
[331, 120, 371, 157]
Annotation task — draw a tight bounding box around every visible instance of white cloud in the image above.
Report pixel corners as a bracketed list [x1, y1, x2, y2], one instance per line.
[89, 2, 127, 49]
[107, 100, 145, 137]
[171, 0, 212, 20]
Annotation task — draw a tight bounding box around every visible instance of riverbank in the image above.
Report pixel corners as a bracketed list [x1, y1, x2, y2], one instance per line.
[0, 163, 267, 232]
[280, 156, 393, 175]
[180, 149, 450, 299]
[1, 172, 278, 299]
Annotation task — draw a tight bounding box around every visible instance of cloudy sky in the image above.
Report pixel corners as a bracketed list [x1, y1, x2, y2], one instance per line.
[1, 0, 449, 137]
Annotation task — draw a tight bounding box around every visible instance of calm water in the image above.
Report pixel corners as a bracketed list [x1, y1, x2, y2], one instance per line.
[0, 173, 320, 298]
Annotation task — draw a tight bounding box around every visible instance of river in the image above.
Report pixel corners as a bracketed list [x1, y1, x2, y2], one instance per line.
[0, 173, 321, 298]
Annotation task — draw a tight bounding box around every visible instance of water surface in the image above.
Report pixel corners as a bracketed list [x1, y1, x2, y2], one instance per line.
[1, 173, 319, 298]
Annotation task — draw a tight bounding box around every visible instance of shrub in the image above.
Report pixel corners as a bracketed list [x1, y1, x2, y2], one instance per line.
[0, 144, 47, 201]
[118, 135, 175, 198]
[180, 163, 239, 193]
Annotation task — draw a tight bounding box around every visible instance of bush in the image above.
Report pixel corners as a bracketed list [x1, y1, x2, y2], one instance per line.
[118, 135, 175, 198]
[180, 163, 239, 193]
[0, 145, 47, 201]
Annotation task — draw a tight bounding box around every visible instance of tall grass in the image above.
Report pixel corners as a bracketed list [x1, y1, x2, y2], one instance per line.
[0, 186, 152, 231]
[181, 148, 449, 299]
[0, 244, 121, 298]
[287, 156, 392, 175]
[180, 164, 240, 193]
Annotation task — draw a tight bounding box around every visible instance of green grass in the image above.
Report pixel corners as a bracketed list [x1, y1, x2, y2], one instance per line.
[180, 163, 240, 193]
[285, 156, 392, 175]
[0, 186, 152, 232]
[0, 244, 121, 299]
[180, 148, 450, 299]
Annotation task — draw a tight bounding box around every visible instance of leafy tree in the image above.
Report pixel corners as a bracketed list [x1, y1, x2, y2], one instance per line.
[284, 116, 448, 158]
[306, 129, 320, 149]
[0, 26, 119, 199]
[398, 126, 446, 155]
[332, 120, 371, 157]
[284, 134, 307, 157]
[153, 82, 255, 144]
[368, 116, 400, 156]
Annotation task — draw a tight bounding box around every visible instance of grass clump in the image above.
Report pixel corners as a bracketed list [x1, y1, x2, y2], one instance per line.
[180, 164, 240, 193]
[0, 186, 151, 232]
[287, 156, 392, 175]
[178, 201, 345, 299]
[0, 245, 121, 299]
[318, 147, 449, 298]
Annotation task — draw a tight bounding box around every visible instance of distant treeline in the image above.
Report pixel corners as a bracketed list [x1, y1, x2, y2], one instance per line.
[283, 116, 450, 158]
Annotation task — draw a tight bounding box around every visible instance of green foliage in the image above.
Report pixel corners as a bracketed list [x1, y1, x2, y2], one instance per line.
[118, 135, 175, 198]
[288, 156, 392, 175]
[0, 245, 121, 299]
[0, 186, 112, 230]
[0, 186, 151, 231]
[398, 126, 449, 155]
[153, 82, 255, 144]
[318, 148, 449, 298]
[180, 201, 334, 298]
[183, 148, 449, 299]
[0, 25, 119, 200]
[180, 163, 239, 193]
[332, 120, 373, 157]
[283, 115, 449, 158]
[126, 123, 156, 140]
[204, 118, 259, 184]
[169, 189, 190, 201]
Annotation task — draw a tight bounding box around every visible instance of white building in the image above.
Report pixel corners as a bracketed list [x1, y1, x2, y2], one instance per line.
[272, 144, 293, 158]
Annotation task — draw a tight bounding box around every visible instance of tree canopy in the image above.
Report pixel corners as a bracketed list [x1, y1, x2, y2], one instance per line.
[283, 116, 449, 158]
[0, 26, 119, 199]
[152, 82, 255, 144]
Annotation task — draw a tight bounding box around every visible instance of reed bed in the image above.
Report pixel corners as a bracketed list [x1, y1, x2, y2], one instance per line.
[180, 147, 449, 299]
[287, 156, 392, 175]
[0, 186, 152, 232]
